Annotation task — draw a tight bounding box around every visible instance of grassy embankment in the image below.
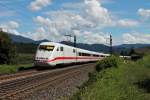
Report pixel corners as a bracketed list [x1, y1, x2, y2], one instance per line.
[72, 55, 150, 100]
[0, 53, 34, 74]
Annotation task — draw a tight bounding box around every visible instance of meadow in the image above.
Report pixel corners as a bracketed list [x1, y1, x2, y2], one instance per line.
[0, 53, 34, 74]
[0, 41, 36, 74]
[72, 55, 150, 100]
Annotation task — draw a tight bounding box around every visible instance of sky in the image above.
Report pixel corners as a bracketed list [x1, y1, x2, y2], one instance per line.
[0, 0, 150, 45]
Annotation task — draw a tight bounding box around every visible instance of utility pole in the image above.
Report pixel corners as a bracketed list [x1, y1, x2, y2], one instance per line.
[64, 34, 76, 48]
[110, 34, 112, 55]
[74, 35, 76, 47]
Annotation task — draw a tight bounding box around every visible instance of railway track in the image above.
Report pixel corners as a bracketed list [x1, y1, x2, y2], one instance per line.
[0, 63, 95, 100]
[0, 70, 38, 82]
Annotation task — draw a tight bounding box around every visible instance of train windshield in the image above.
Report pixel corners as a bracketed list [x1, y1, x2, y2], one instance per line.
[39, 45, 55, 51]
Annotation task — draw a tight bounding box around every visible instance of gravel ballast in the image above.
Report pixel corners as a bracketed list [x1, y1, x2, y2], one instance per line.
[14, 63, 96, 100]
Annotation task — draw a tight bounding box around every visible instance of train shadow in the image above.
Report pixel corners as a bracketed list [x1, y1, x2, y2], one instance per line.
[34, 61, 96, 71]
[18, 61, 96, 71]
[135, 78, 150, 93]
[18, 66, 37, 71]
[55, 61, 96, 69]
[18, 66, 51, 71]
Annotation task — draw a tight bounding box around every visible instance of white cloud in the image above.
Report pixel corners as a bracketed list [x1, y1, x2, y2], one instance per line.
[7, 21, 19, 29]
[36, 27, 46, 33]
[30, 0, 52, 11]
[0, 21, 20, 35]
[22, 32, 45, 41]
[22, 27, 47, 41]
[32, 0, 114, 43]
[82, 31, 108, 44]
[34, 12, 94, 37]
[50, 11, 94, 29]
[138, 8, 150, 19]
[117, 19, 139, 27]
[84, 0, 113, 26]
[123, 32, 150, 44]
[34, 16, 51, 26]
[73, 30, 81, 36]
[31, 0, 140, 44]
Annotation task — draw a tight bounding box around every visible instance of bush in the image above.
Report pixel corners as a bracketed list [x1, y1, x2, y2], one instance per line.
[0, 31, 18, 64]
[96, 55, 120, 72]
[72, 55, 150, 100]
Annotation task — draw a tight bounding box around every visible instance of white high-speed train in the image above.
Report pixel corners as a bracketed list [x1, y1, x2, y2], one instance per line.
[34, 42, 109, 67]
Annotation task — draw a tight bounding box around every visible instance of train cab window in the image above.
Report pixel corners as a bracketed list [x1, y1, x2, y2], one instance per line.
[60, 47, 63, 51]
[39, 45, 54, 51]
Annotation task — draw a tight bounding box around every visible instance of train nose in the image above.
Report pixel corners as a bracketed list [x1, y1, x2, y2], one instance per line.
[35, 57, 48, 60]
[34, 59, 49, 67]
[35, 50, 52, 59]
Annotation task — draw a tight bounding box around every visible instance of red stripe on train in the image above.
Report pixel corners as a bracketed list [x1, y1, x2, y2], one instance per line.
[47, 56, 100, 62]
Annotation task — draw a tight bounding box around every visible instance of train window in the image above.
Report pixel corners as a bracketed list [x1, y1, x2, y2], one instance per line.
[85, 53, 90, 56]
[60, 47, 63, 51]
[57, 48, 59, 51]
[79, 52, 82, 56]
[82, 53, 84, 56]
[93, 54, 98, 57]
[79, 52, 91, 56]
[73, 49, 76, 53]
[78, 52, 92, 56]
[39, 45, 54, 51]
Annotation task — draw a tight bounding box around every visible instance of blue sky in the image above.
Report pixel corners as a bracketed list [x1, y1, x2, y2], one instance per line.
[0, 0, 150, 45]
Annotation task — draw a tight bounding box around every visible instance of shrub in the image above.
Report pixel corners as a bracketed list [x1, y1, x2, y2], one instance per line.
[96, 55, 120, 72]
[0, 31, 18, 64]
[137, 55, 150, 68]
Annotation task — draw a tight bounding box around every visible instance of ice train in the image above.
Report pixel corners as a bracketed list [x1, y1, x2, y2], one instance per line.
[34, 42, 109, 67]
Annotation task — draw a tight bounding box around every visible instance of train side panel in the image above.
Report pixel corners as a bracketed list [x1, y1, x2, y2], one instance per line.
[63, 46, 76, 64]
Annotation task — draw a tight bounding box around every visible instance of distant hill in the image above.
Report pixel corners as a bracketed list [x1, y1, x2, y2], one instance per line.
[115, 44, 150, 49]
[8, 34, 35, 43]
[8, 34, 50, 44]
[7, 33, 150, 54]
[135, 47, 150, 54]
[113, 44, 150, 54]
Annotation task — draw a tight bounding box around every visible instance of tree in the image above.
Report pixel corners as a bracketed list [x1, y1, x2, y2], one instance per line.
[0, 31, 18, 64]
[129, 48, 136, 56]
[120, 50, 128, 56]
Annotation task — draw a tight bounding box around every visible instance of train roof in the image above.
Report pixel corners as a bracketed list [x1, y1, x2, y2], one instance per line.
[39, 42, 109, 55]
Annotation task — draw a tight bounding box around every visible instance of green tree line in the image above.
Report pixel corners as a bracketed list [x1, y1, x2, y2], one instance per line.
[0, 31, 18, 64]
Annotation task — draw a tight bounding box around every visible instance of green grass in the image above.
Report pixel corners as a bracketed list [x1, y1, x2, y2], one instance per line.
[0, 64, 32, 74]
[72, 55, 150, 100]
[18, 53, 34, 64]
[0, 53, 34, 74]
